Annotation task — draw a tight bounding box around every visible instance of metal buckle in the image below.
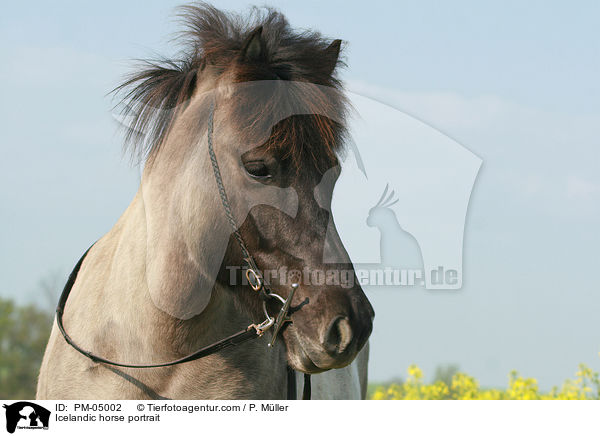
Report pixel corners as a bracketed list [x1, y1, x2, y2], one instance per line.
[248, 299, 275, 336]
[249, 283, 298, 345]
[268, 283, 298, 348]
[246, 268, 263, 292]
[250, 318, 274, 336]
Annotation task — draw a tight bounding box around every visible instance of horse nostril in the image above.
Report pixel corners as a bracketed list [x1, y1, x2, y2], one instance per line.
[323, 316, 353, 355]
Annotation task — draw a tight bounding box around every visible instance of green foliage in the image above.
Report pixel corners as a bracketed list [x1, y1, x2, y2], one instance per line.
[433, 363, 459, 387]
[0, 297, 53, 399]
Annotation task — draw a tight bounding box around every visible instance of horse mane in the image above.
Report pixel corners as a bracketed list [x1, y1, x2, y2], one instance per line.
[114, 2, 348, 171]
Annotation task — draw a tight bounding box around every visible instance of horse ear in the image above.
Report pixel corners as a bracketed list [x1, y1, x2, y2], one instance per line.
[323, 39, 342, 76]
[241, 26, 265, 62]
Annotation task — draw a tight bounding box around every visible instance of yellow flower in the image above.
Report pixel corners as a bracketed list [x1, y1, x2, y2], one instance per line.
[369, 361, 600, 400]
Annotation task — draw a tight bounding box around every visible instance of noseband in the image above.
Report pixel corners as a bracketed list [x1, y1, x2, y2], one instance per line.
[55, 102, 310, 399]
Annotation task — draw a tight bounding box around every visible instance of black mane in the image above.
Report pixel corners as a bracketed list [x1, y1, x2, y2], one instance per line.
[114, 2, 348, 169]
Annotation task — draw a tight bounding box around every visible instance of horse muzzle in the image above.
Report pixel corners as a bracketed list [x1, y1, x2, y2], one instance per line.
[281, 284, 374, 373]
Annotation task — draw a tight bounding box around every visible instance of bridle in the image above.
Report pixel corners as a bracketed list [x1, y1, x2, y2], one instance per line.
[56, 102, 311, 399]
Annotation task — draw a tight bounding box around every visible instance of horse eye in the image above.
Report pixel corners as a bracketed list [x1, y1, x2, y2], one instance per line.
[244, 161, 272, 180]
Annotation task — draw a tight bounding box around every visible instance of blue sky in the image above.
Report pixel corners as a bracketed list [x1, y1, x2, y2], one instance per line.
[1, 1, 599, 388]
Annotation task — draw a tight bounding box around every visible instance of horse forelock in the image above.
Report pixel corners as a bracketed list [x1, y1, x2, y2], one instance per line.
[113, 2, 349, 172]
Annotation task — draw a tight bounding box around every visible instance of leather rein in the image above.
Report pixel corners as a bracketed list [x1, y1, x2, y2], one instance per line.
[55, 102, 310, 400]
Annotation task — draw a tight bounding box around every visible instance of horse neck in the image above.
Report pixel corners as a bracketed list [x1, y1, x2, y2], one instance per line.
[72, 187, 247, 361]
[85, 190, 289, 397]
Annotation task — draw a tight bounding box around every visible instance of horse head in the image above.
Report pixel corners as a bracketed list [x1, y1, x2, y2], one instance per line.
[117, 5, 374, 375]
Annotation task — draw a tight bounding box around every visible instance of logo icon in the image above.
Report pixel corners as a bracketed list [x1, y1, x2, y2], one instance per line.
[329, 90, 482, 289]
[2, 402, 50, 434]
